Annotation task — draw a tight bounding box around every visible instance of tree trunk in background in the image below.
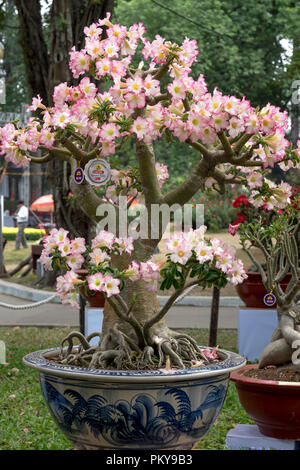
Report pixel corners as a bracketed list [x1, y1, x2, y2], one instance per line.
[47, 0, 114, 240]
[14, 0, 115, 241]
[14, 1, 115, 288]
[209, 286, 220, 347]
[30, 162, 44, 201]
[14, 0, 49, 104]
[47, 0, 86, 239]
[291, 102, 299, 149]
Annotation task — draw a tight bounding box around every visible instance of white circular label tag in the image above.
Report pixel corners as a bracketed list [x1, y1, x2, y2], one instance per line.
[84, 158, 111, 186]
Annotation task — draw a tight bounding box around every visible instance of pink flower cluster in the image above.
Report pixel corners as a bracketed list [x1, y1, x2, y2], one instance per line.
[40, 225, 247, 308]
[0, 16, 299, 211]
[40, 228, 135, 306]
[164, 227, 247, 286]
[249, 180, 292, 210]
[124, 259, 161, 292]
[88, 273, 120, 298]
[155, 162, 169, 187]
[41, 228, 86, 271]
[125, 226, 247, 290]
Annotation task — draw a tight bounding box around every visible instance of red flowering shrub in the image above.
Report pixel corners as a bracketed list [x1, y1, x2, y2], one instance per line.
[231, 187, 300, 230]
[228, 186, 300, 268]
[232, 194, 250, 208]
[230, 193, 274, 230]
[192, 189, 239, 231]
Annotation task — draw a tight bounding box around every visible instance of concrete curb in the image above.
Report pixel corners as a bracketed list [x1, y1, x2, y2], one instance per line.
[0, 280, 61, 303]
[0, 279, 245, 307]
[158, 295, 244, 307]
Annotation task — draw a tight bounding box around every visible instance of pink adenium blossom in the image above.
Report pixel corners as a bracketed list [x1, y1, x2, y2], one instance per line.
[202, 346, 219, 360]
[88, 272, 104, 291]
[102, 275, 120, 297]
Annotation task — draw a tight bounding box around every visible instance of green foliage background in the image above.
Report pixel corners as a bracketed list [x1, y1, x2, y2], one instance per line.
[112, 0, 300, 207]
[0, 0, 299, 229]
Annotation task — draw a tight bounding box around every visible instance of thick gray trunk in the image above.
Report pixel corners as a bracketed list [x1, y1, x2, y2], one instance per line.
[259, 303, 300, 368]
[102, 241, 170, 340]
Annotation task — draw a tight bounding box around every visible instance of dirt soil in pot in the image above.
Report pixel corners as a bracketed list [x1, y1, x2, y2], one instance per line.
[47, 347, 226, 371]
[244, 367, 300, 382]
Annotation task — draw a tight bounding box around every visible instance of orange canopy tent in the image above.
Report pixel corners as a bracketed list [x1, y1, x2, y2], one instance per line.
[30, 194, 54, 213]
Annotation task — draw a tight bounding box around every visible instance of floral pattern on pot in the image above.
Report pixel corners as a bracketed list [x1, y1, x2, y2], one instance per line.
[40, 373, 228, 450]
[23, 347, 246, 449]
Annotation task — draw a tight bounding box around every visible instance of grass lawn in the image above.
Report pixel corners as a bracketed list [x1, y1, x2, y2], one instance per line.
[3, 241, 36, 268]
[2, 241, 40, 287]
[0, 326, 254, 450]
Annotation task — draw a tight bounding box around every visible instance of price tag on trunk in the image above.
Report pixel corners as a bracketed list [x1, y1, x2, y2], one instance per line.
[263, 293, 276, 306]
[84, 159, 111, 186]
[74, 167, 84, 184]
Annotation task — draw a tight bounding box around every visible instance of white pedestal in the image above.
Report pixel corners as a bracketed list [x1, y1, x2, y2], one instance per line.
[84, 307, 103, 345]
[226, 424, 298, 450]
[238, 308, 277, 361]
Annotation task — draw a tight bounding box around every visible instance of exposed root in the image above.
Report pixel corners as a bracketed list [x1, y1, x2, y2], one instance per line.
[259, 338, 293, 368]
[172, 331, 210, 362]
[161, 340, 185, 369]
[57, 326, 217, 371]
[141, 346, 155, 365]
[60, 331, 92, 359]
[86, 332, 102, 345]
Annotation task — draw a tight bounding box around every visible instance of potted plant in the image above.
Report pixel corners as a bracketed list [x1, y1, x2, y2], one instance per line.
[230, 206, 300, 439]
[0, 15, 299, 449]
[230, 190, 299, 308]
[23, 225, 247, 450]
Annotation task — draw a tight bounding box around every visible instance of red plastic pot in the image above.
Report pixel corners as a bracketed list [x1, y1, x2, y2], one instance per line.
[76, 269, 105, 308]
[230, 364, 300, 439]
[236, 272, 292, 308]
[80, 289, 105, 308]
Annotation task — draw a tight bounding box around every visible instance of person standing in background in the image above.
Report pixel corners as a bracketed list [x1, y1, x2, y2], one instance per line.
[14, 200, 29, 250]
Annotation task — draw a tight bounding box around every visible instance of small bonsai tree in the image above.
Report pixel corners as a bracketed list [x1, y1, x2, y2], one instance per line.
[40, 225, 246, 369]
[0, 14, 299, 369]
[237, 207, 300, 369]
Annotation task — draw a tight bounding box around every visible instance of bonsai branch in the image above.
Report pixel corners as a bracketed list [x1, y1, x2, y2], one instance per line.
[29, 152, 54, 163]
[243, 243, 268, 286]
[63, 137, 87, 162]
[217, 131, 234, 157]
[136, 138, 163, 205]
[143, 280, 199, 344]
[107, 295, 146, 349]
[186, 139, 211, 160]
[233, 133, 254, 154]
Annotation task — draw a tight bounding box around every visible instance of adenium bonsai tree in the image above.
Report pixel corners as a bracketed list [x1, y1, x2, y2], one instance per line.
[1, 14, 299, 370]
[234, 203, 300, 370]
[40, 225, 246, 369]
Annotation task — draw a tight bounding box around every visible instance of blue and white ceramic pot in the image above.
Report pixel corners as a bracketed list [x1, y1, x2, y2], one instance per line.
[23, 347, 246, 450]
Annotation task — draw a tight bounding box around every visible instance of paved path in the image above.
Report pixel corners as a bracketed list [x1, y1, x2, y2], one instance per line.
[0, 293, 238, 329]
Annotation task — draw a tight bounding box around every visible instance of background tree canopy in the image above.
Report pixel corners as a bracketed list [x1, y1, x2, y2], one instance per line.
[112, 0, 300, 189]
[0, 0, 299, 192]
[114, 0, 298, 107]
